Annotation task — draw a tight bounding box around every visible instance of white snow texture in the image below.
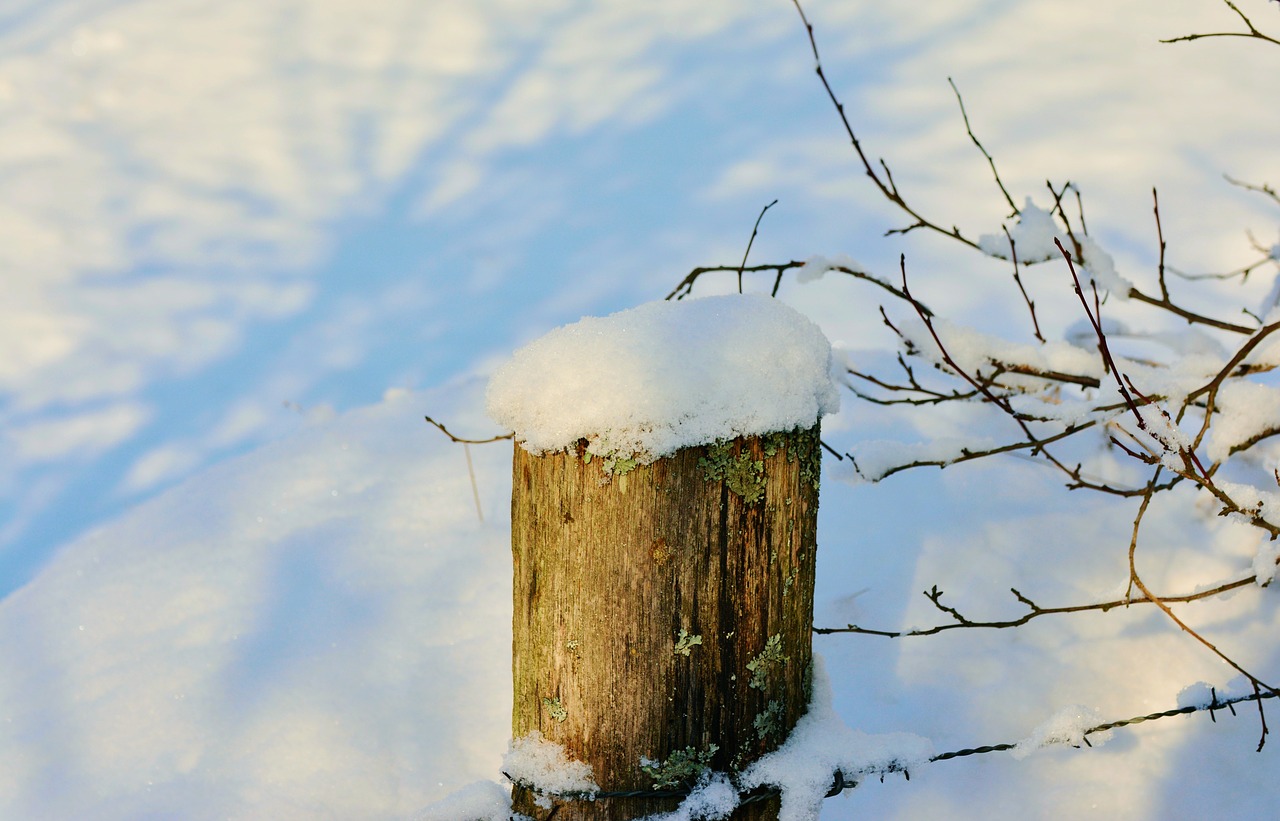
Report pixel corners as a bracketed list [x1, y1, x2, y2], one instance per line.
[486, 294, 840, 459]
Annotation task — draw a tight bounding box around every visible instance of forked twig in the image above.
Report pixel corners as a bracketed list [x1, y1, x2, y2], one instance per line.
[1161, 0, 1280, 47]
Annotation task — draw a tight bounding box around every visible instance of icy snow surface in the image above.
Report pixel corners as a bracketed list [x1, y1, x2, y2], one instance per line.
[486, 294, 840, 459]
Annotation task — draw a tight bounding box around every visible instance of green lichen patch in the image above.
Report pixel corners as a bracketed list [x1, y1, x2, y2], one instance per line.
[640, 745, 719, 790]
[543, 696, 568, 723]
[747, 634, 788, 690]
[580, 446, 641, 476]
[754, 699, 785, 741]
[699, 441, 766, 504]
[794, 427, 822, 490]
[605, 454, 639, 476]
[673, 629, 703, 656]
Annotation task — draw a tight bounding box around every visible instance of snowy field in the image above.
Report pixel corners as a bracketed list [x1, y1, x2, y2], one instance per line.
[2, 0, 1279, 818]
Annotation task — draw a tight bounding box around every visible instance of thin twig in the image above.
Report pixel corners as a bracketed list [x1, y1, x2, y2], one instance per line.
[1226, 174, 1280, 207]
[424, 415, 513, 445]
[737, 199, 778, 294]
[1003, 224, 1044, 342]
[949, 77, 1019, 215]
[1154, 187, 1170, 301]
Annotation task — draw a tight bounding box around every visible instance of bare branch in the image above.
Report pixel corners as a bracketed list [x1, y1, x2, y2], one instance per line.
[1226, 174, 1280, 207]
[424, 415, 513, 445]
[814, 575, 1262, 637]
[1161, 0, 1280, 47]
[666, 260, 932, 314]
[1002, 225, 1045, 342]
[788, 0, 983, 250]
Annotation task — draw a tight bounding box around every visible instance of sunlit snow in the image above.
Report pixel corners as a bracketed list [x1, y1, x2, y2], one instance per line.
[486, 295, 840, 459]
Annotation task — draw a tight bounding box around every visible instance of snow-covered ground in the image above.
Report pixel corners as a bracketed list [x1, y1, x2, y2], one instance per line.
[6, 369, 1279, 819]
[3, 0, 1280, 818]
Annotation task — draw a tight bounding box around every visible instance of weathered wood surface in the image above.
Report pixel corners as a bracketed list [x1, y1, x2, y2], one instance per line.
[511, 425, 821, 820]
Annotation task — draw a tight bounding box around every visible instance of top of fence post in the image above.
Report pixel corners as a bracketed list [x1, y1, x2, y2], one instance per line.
[486, 293, 840, 461]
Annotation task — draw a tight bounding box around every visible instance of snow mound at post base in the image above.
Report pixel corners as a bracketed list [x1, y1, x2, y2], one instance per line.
[486, 294, 840, 459]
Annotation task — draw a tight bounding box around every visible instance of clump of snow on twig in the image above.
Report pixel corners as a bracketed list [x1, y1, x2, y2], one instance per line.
[897, 315, 1103, 389]
[738, 656, 933, 821]
[795, 253, 872, 283]
[1131, 403, 1194, 471]
[1009, 704, 1111, 760]
[502, 731, 599, 796]
[1253, 539, 1280, 586]
[486, 294, 840, 460]
[978, 199, 1062, 264]
[1206, 381, 1280, 463]
[1076, 234, 1131, 298]
[978, 198, 1132, 297]
[414, 780, 511, 821]
[1209, 479, 1280, 537]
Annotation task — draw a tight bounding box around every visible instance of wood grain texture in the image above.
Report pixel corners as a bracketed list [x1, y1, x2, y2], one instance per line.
[511, 425, 821, 820]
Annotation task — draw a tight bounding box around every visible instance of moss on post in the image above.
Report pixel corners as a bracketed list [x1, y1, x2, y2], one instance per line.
[511, 425, 821, 820]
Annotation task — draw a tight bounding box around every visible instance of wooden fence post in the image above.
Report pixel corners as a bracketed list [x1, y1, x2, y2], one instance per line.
[510, 424, 821, 820]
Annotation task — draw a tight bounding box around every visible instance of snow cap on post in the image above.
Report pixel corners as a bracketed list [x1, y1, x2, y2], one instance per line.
[486, 294, 840, 459]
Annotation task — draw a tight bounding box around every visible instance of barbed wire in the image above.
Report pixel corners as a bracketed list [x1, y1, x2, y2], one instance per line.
[508, 687, 1278, 810]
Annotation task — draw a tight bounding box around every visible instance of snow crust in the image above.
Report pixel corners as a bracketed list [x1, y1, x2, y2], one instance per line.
[486, 295, 840, 460]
